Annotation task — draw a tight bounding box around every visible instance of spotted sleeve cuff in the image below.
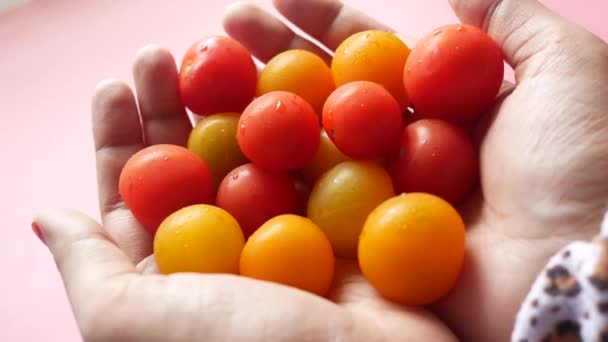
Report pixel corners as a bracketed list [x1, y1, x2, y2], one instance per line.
[511, 213, 608, 341]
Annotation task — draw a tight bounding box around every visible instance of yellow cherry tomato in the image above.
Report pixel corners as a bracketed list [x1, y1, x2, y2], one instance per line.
[332, 30, 411, 109]
[187, 113, 248, 188]
[239, 214, 335, 296]
[154, 204, 245, 274]
[358, 193, 466, 305]
[257, 49, 335, 115]
[307, 161, 395, 258]
[301, 129, 350, 183]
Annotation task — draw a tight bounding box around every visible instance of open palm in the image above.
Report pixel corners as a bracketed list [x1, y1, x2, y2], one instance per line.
[34, 0, 608, 341]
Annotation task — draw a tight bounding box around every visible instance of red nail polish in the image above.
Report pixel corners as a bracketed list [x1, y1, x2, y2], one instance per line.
[31, 222, 46, 245]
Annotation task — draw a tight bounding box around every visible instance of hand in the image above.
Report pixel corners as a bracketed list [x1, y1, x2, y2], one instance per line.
[32, 0, 608, 342]
[430, 0, 608, 340]
[32, 1, 458, 341]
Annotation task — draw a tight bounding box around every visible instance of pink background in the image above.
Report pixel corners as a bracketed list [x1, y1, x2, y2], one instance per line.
[1, 0, 606, 340]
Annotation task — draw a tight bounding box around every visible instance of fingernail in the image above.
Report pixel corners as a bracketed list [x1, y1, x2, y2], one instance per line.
[31, 222, 46, 245]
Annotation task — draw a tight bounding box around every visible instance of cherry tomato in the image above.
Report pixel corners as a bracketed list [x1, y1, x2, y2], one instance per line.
[322, 81, 402, 160]
[240, 214, 335, 296]
[332, 30, 411, 109]
[257, 49, 335, 116]
[291, 173, 312, 216]
[404, 24, 504, 123]
[179, 36, 257, 116]
[358, 193, 466, 305]
[119, 144, 214, 235]
[154, 204, 245, 274]
[237, 91, 320, 171]
[387, 119, 478, 204]
[307, 161, 395, 258]
[187, 112, 248, 189]
[216, 163, 297, 238]
[301, 129, 350, 183]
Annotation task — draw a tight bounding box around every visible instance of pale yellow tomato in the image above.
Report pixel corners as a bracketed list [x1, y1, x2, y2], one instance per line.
[307, 161, 395, 258]
[187, 112, 248, 189]
[301, 129, 350, 183]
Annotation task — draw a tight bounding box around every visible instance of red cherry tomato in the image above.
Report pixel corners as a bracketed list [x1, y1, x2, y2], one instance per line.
[322, 81, 402, 160]
[119, 144, 214, 235]
[387, 119, 478, 204]
[179, 36, 257, 116]
[291, 173, 312, 216]
[237, 91, 321, 171]
[404, 24, 504, 123]
[216, 163, 297, 238]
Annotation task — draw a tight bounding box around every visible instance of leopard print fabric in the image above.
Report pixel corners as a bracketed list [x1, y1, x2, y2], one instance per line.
[511, 212, 608, 342]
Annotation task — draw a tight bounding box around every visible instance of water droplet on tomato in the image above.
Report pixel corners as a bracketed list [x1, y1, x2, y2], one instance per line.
[457, 26, 463, 32]
[363, 33, 371, 39]
[200, 44, 208, 52]
[417, 59, 422, 64]
[360, 103, 365, 108]
[232, 173, 239, 180]
[432, 29, 442, 36]
[163, 156, 169, 161]
[362, 88, 368, 94]
[276, 100, 284, 112]
[406, 67, 412, 73]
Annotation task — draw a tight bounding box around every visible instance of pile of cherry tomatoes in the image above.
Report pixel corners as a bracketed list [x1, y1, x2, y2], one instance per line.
[119, 24, 504, 305]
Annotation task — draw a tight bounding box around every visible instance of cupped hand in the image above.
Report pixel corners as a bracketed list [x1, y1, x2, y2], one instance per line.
[32, 1, 458, 341]
[34, 0, 608, 341]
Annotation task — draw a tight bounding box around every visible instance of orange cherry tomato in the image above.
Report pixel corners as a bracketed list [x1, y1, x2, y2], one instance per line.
[154, 204, 245, 274]
[332, 30, 411, 109]
[358, 193, 466, 305]
[257, 49, 335, 116]
[307, 161, 395, 258]
[239, 214, 335, 296]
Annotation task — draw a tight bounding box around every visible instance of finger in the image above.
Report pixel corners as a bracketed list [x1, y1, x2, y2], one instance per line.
[223, 1, 331, 63]
[273, 0, 392, 51]
[133, 45, 192, 146]
[93, 80, 143, 214]
[33, 208, 137, 303]
[92, 80, 152, 262]
[448, 0, 599, 79]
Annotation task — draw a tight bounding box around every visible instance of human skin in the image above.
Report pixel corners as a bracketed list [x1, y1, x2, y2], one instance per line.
[33, 0, 608, 341]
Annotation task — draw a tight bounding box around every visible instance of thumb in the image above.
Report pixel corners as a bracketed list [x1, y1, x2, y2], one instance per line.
[33, 208, 136, 300]
[448, 0, 599, 79]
